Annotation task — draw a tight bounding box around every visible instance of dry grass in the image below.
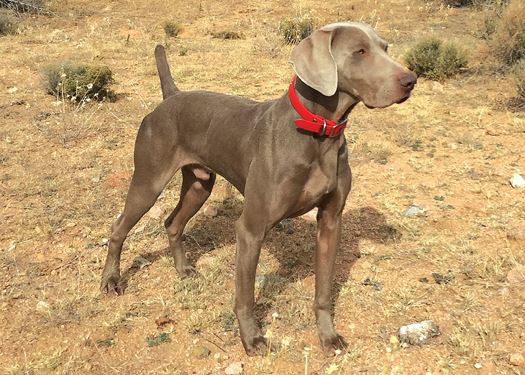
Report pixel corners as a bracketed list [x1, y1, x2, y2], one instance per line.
[1, 0, 525, 374]
[492, 0, 525, 65]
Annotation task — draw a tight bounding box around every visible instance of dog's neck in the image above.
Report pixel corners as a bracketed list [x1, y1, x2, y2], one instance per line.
[294, 78, 358, 123]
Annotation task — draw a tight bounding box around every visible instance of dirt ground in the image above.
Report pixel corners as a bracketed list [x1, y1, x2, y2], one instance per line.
[1, 0, 525, 374]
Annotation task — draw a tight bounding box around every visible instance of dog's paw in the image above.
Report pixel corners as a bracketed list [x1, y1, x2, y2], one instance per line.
[176, 265, 197, 278]
[320, 333, 347, 355]
[100, 272, 123, 295]
[243, 336, 269, 357]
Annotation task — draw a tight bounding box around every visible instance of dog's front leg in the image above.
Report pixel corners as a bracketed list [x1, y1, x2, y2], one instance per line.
[233, 215, 268, 356]
[314, 165, 351, 353]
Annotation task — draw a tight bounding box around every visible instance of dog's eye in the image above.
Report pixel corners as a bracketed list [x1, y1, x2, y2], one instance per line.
[355, 48, 366, 55]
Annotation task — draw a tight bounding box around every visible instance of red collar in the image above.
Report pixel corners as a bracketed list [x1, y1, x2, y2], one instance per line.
[288, 76, 347, 137]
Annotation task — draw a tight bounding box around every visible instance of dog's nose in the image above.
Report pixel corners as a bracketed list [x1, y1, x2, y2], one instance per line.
[400, 72, 417, 90]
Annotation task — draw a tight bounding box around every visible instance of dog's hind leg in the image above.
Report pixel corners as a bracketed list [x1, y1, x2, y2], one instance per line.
[100, 116, 179, 294]
[164, 166, 216, 277]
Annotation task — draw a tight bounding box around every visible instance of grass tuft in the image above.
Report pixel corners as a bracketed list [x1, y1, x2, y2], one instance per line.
[163, 20, 181, 37]
[405, 38, 468, 80]
[41, 62, 114, 102]
[278, 15, 315, 44]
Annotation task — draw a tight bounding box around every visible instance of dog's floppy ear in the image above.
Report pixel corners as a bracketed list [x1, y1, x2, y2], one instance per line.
[289, 29, 337, 96]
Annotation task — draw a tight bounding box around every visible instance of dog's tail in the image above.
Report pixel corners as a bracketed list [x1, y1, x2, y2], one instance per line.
[154, 45, 179, 99]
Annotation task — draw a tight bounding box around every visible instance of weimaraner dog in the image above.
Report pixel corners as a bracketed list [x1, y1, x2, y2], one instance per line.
[100, 22, 416, 355]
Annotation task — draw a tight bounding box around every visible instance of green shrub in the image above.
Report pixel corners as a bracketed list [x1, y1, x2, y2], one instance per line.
[163, 20, 181, 37]
[0, 13, 16, 35]
[41, 62, 114, 102]
[405, 38, 468, 80]
[514, 59, 525, 105]
[278, 15, 315, 44]
[492, 0, 525, 65]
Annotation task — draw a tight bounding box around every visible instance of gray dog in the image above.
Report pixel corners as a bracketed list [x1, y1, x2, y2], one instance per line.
[100, 22, 416, 356]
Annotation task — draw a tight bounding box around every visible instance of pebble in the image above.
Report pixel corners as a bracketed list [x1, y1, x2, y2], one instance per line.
[474, 363, 482, 369]
[507, 266, 525, 286]
[36, 301, 50, 313]
[100, 238, 109, 247]
[510, 173, 525, 188]
[402, 204, 426, 217]
[399, 320, 440, 345]
[7, 243, 16, 252]
[509, 353, 525, 367]
[191, 345, 211, 359]
[132, 256, 151, 268]
[507, 223, 525, 241]
[301, 208, 318, 222]
[432, 272, 453, 284]
[276, 218, 294, 234]
[7, 87, 18, 94]
[147, 205, 165, 220]
[430, 81, 444, 93]
[225, 362, 243, 375]
[203, 205, 218, 218]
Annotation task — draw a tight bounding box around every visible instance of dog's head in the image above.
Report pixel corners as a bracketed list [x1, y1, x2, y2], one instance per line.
[289, 22, 416, 108]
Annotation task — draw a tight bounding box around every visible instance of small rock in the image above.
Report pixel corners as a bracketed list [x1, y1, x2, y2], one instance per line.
[147, 205, 165, 220]
[474, 363, 482, 369]
[510, 173, 525, 188]
[7, 243, 16, 252]
[507, 266, 525, 286]
[155, 316, 174, 328]
[100, 238, 109, 247]
[203, 205, 218, 218]
[507, 224, 525, 241]
[132, 255, 151, 269]
[91, 175, 101, 183]
[509, 353, 525, 367]
[36, 301, 50, 313]
[7, 87, 18, 94]
[402, 204, 426, 217]
[276, 218, 294, 234]
[430, 81, 444, 93]
[225, 362, 243, 375]
[485, 128, 499, 136]
[399, 320, 440, 345]
[191, 345, 211, 359]
[362, 277, 382, 290]
[419, 277, 429, 283]
[301, 208, 318, 222]
[432, 272, 453, 285]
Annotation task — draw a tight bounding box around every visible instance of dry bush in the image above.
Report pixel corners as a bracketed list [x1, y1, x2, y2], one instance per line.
[0, 0, 44, 13]
[514, 59, 525, 105]
[492, 0, 525, 65]
[163, 20, 181, 37]
[278, 14, 315, 44]
[437, 0, 508, 7]
[0, 12, 16, 35]
[41, 62, 114, 102]
[405, 38, 468, 80]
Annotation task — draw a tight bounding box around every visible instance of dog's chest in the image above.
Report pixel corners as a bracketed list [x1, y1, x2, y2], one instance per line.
[294, 142, 340, 208]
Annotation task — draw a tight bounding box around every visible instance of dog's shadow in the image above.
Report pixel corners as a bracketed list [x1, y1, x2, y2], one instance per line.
[119, 200, 400, 324]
